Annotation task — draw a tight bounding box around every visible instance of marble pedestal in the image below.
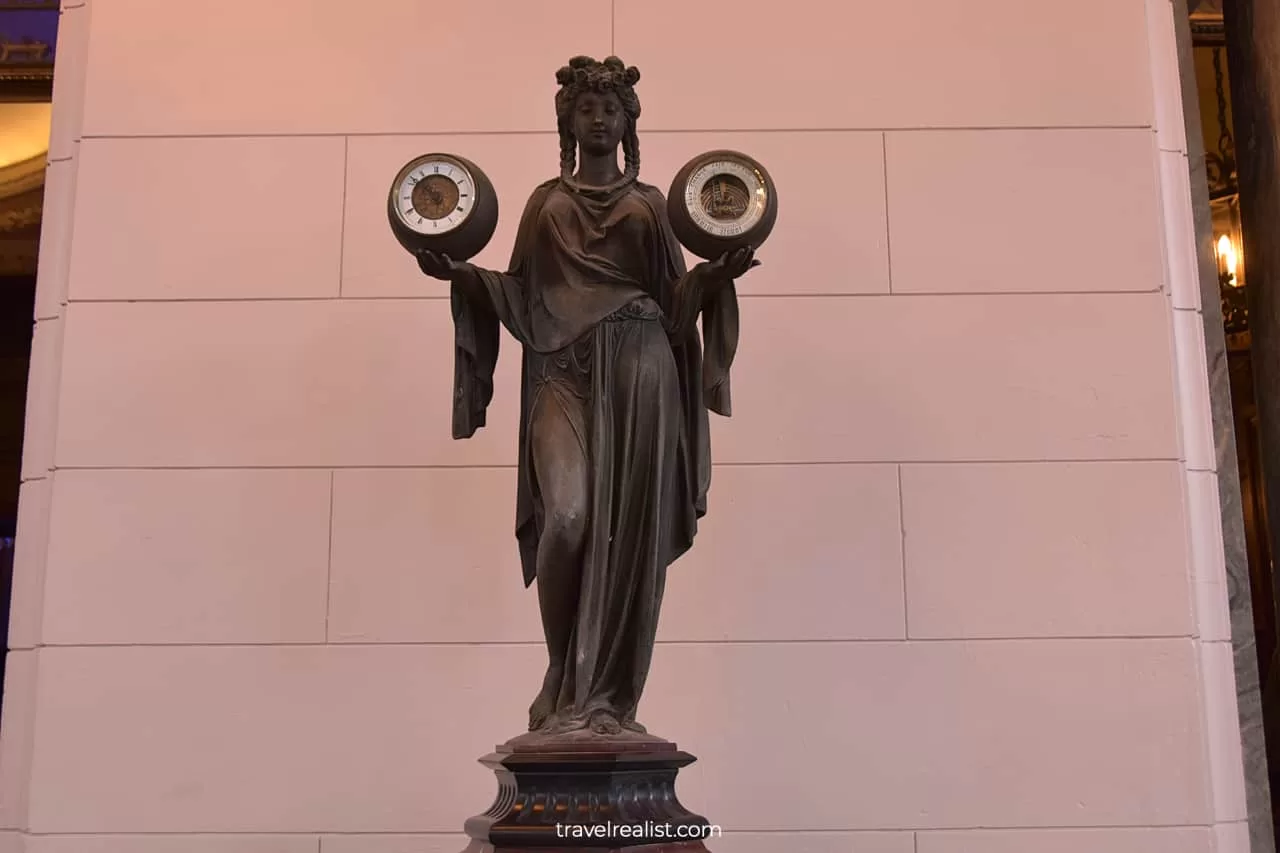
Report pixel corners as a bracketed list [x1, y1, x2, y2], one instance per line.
[459, 730, 715, 852]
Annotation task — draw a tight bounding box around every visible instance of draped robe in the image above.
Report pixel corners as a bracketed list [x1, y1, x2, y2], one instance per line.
[448, 176, 739, 727]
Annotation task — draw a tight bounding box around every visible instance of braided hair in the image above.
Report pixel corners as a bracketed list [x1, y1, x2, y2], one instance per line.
[554, 55, 641, 183]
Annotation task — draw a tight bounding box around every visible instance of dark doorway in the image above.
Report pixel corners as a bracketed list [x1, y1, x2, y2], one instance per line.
[1188, 3, 1274, 718]
[1191, 0, 1280, 847]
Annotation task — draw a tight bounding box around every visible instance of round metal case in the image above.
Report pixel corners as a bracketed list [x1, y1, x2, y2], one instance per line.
[387, 153, 498, 261]
[667, 150, 777, 261]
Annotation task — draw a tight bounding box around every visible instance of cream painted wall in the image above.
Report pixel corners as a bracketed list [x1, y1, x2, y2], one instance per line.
[0, 1, 1247, 851]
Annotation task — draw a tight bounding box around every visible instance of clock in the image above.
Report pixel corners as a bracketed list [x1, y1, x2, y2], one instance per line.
[386, 153, 498, 261]
[667, 150, 777, 261]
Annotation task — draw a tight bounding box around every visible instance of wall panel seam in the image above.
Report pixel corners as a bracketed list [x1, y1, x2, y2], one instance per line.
[75, 125, 1157, 142]
[30, 636, 1200, 650]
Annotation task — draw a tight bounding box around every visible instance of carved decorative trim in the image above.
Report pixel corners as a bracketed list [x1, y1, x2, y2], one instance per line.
[0, 40, 49, 64]
[0, 76, 52, 100]
[0, 3, 57, 93]
[1192, 19, 1226, 47]
[466, 747, 714, 850]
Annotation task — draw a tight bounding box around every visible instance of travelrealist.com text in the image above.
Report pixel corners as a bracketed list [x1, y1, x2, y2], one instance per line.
[554, 821, 723, 839]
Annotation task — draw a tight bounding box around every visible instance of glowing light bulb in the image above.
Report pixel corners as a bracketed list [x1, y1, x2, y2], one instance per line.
[1217, 234, 1240, 285]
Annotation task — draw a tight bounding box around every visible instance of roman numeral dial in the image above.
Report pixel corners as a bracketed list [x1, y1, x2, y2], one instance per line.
[394, 159, 472, 234]
[386, 152, 499, 263]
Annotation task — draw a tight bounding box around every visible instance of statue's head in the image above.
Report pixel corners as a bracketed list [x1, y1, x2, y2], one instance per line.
[555, 56, 641, 181]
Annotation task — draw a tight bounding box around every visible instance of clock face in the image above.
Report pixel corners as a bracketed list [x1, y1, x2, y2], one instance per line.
[682, 158, 768, 239]
[392, 157, 475, 235]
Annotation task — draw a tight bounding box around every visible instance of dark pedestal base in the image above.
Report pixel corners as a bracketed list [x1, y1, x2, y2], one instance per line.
[460, 730, 715, 851]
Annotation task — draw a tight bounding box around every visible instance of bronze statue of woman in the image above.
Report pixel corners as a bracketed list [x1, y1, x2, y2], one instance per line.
[415, 55, 758, 738]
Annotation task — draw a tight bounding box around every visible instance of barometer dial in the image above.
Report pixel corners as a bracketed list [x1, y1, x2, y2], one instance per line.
[668, 150, 778, 261]
[683, 159, 768, 239]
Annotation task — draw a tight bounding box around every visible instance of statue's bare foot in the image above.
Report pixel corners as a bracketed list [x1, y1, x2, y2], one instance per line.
[528, 697, 554, 731]
[527, 665, 562, 731]
[589, 710, 623, 735]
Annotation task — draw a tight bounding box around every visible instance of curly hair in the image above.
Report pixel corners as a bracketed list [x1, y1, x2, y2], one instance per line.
[554, 55, 641, 182]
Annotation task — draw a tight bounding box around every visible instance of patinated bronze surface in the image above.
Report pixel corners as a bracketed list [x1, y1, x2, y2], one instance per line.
[462, 746, 714, 850]
[415, 56, 757, 741]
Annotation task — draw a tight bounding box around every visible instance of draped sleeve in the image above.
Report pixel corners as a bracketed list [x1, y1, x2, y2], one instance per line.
[633, 183, 740, 418]
[624, 183, 739, 520]
[449, 275, 499, 439]
[448, 180, 556, 439]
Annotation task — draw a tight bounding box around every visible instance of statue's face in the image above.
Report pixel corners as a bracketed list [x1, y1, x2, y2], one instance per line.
[573, 91, 626, 157]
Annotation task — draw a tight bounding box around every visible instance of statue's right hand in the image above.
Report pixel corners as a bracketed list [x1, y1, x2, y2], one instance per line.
[415, 248, 461, 281]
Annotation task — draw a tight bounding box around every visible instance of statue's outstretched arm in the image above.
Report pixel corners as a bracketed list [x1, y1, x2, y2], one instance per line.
[665, 247, 758, 341]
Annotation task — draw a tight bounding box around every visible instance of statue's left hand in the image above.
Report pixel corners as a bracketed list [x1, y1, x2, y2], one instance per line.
[707, 247, 761, 281]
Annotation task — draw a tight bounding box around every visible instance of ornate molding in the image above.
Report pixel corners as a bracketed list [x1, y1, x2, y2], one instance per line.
[466, 745, 714, 851]
[1192, 19, 1226, 47]
[1190, 0, 1225, 46]
[0, 76, 52, 100]
[0, 38, 49, 65]
[0, 3, 56, 96]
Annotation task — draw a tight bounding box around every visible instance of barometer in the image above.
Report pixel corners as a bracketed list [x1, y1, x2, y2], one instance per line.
[667, 150, 777, 261]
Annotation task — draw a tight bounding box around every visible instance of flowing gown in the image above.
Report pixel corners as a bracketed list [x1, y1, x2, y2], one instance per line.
[448, 175, 739, 729]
